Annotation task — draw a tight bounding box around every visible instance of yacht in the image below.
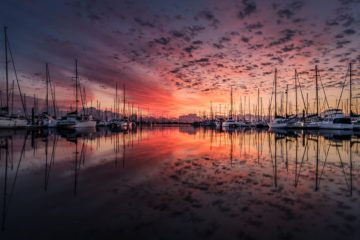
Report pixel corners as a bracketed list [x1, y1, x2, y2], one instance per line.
[201, 119, 217, 127]
[0, 115, 28, 128]
[269, 117, 288, 129]
[38, 113, 58, 128]
[215, 118, 225, 128]
[96, 120, 108, 127]
[353, 119, 360, 131]
[222, 118, 243, 128]
[56, 60, 96, 129]
[57, 112, 96, 129]
[254, 120, 269, 128]
[0, 27, 29, 129]
[286, 119, 303, 129]
[350, 112, 360, 131]
[269, 69, 288, 129]
[108, 118, 129, 130]
[319, 109, 352, 130]
[301, 114, 321, 129]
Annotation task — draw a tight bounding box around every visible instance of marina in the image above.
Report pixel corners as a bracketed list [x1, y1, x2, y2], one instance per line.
[1, 0, 360, 239]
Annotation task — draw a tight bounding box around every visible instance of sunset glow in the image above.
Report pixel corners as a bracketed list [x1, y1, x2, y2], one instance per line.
[1, 0, 359, 117]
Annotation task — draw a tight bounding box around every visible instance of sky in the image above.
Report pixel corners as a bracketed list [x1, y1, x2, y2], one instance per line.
[0, 0, 359, 117]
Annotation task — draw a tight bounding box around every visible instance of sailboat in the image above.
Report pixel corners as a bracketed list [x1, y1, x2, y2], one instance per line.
[57, 60, 96, 129]
[270, 69, 288, 128]
[254, 88, 268, 128]
[108, 84, 130, 130]
[301, 66, 322, 129]
[319, 109, 352, 130]
[0, 26, 28, 128]
[348, 62, 360, 131]
[318, 64, 353, 130]
[353, 118, 360, 131]
[201, 102, 217, 127]
[222, 86, 242, 129]
[39, 63, 58, 127]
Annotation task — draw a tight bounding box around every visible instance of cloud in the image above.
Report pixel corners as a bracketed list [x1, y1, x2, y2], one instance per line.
[195, 10, 220, 28]
[238, 0, 257, 19]
[276, 1, 304, 19]
[1, 0, 359, 115]
[343, 28, 356, 35]
[269, 29, 297, 46]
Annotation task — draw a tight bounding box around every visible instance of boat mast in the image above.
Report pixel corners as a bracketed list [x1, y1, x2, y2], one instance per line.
[11, 80, 14, 115]
[4, 26, 28, 119]
[315, 65, 319, 116]
[257, 88, 260, 121]
[4, 26, 9, 115]
[285, 84, 288, 118]
[349, 62, 352, 115]
[274, 68, 277, 118]
[260, 97, 263, 121]
[123, 84, 126, 118]
[75, 59, 79, 114]
[52, 85, 56, 118]
[46, 64, 57, 117]
[115, 83, 118, 118]
[230, 86, 233, 118]
[248, 95, 250, 121]
[45, 63, 49, 114]
[295, 69, 298, 117]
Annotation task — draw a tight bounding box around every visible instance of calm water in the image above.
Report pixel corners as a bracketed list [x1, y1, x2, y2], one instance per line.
[0, 126, 359, 240]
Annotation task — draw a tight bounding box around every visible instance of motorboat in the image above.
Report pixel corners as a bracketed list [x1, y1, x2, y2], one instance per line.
[0, 115, 28, 128]
[108, 118, 130, 130]
[353, 119, 360, 131]
[38, 113, 58, 128]
[269, 117, 288, 129]
[319, 109, 352, 130]
[222, 118, 242, 128]
[57, 112, 96, 129]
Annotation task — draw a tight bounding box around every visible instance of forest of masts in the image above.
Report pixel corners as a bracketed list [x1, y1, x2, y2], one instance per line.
[196, 63, 358, 122]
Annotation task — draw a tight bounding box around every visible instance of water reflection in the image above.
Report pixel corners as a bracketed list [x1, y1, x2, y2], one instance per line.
[0, 127, 359, 239]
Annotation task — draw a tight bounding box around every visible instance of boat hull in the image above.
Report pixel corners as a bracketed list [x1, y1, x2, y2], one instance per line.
[0, 118, 28, 128]
[270, 123, 288, 128]
[72, 120, 97, 129]
[57, 120, 96, 129]
[319, 123, 353, 130]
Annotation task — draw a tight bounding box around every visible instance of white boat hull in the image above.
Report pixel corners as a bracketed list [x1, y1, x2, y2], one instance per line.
[319, 123, 353, 130]
[109, 120, 130, 130]
[222, 120, 244, 128]
[270, 123, 288, 128]
[269, 118, 288, 129]
[72, 120, 97, 129]
[42, 119, 58, 128]
[0, 118, 28, 128]
[57, 120, 96, 129]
